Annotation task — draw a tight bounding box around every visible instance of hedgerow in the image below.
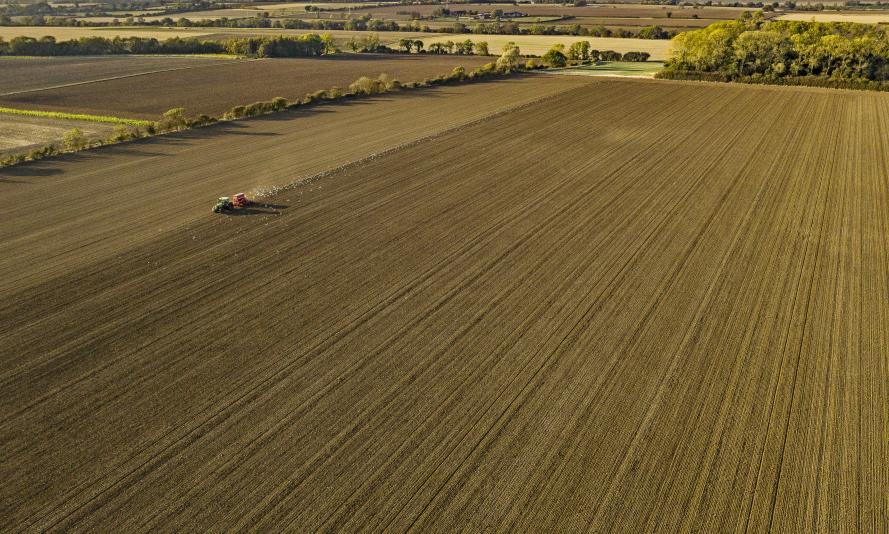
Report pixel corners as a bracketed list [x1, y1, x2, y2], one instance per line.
[1, 45, 545, 169]
[0, 34, 331, 58]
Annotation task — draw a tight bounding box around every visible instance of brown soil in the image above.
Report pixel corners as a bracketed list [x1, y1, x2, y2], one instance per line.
[0, 114, 116, 156]
[0, 54, 492, 120]
[0, 55, 243, 95]
[1, 76, 885, 532]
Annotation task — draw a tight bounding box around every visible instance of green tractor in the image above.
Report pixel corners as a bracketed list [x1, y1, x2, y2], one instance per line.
[213, 196, 233, 213]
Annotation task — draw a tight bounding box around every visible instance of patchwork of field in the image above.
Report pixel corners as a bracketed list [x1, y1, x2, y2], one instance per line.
[284, 2, 754, 31]
[79, 3, 399, 22]
[562, 15, 716, 30]
[424, 33, 673, 58]
[0, 55, 242, 95]
[77, 8, 268, 22]
[0, 113, 115, 156]
[0, 25, 441, 47]
[259, 2, 398, 9]
[350, 2, 750, 20]
[0, 25, 669, 58]
[1, 76, 886, 531]
[0, 54, 491, 120]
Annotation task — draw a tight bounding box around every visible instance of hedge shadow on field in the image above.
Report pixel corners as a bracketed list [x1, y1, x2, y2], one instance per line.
[0, 75, 534, 174]
[0, 163, 62, 179]
[0, 176, 32, 184]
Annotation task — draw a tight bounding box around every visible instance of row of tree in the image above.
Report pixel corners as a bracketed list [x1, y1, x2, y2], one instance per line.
[542, 42, 651, 66]
[0, 34, 332, 57]
[664, 14, 889, 81]
[0, 13, 676, 40]
[395, 38, 490, 55]
[224, 34, 333, 57]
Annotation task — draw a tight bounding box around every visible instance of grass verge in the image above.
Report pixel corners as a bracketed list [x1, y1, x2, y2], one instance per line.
[0, 107, 152, 126]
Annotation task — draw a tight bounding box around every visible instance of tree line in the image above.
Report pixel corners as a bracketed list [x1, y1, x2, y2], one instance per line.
[0, 13, 675, 40]
[0, 34, 331, 57]
[660, 13, 889, 87]
[541, 41, 651, 67]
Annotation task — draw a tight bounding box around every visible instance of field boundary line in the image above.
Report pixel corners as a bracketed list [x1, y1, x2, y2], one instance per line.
[0, 57, 254, 98]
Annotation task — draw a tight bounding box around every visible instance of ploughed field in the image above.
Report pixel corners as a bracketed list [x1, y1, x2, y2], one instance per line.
[0, 55, 244, 95]
[0, 113, 116, 156]
[0, 54, 490, 120]
[1, 76, 886, 531]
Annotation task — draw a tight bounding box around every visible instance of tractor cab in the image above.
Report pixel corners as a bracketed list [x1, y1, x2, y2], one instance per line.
[213, 193, 251, 213]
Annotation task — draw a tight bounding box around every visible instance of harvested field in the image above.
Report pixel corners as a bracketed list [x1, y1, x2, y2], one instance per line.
[777, 11, 889, 22]
[554, 60, 664, 78]
[78, 8, 266, 22]
[0, 25, 427, 40]
[564, 16, 717, 29]
[351, 2, 750, 19]
[0, 26, 441, 48]
[424, 33, 673, 59]
[0, 54, 491, 120]
[0, 113, 115, 156]
[192, 27, 443, 48]
[79, 3, 399, 21]
[258, 2, 398, 9]
[0, 55, 242, 95]
[0, 26, 217, 41]
[1, 75, 887, 532]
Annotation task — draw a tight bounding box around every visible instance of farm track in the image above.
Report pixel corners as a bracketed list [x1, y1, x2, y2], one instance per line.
[1, 77, 887, 531]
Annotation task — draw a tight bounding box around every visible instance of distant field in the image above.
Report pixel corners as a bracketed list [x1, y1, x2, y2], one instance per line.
[259, 1, 397, 10]
[777, 11, 889, 22]
[69, 2, 752, 29]
[79, 9, 269, 22]
[0, 26, 440, 46]
[0, 55, 243, 95]
[345, 2, 753, 31]
[0, 113, 115, 156]
[0, 26, 217, 40]
[553, 61, 664, 78]
[0, 54, 491, 119]
[559, 16, 715, 29]
[423, 34, 672, 59]
[78, 5, 397, 23]
[350, 2, 750, 19]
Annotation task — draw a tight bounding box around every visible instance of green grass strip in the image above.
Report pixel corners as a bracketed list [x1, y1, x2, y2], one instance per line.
[0, 107, 151, 126]
[0, 54, 243, 60]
